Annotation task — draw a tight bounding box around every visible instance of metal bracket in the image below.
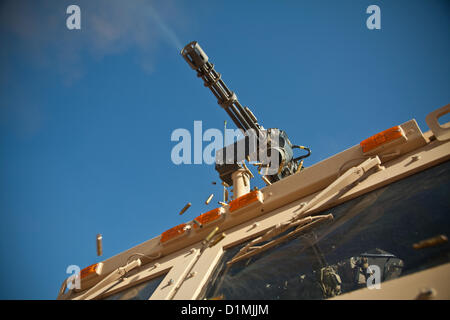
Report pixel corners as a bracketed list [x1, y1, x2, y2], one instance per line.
[426, 104, 450, 141]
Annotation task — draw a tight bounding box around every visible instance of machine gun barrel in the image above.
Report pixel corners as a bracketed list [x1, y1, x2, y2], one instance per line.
[181, 41, 262, 137]
[181, 41, 310, 186]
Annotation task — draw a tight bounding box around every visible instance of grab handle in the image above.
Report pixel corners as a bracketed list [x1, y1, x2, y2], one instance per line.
[425, 104, 450, 141]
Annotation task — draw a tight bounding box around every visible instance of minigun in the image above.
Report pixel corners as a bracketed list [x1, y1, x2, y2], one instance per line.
[181, 41, 310, 187]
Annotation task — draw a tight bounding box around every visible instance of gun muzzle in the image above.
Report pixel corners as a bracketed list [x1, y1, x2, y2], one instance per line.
[181, 41, 209, 70]
[181, 41, 262, 136]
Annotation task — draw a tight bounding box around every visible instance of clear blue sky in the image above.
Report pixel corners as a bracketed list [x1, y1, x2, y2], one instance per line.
[0, 0, 449, 299]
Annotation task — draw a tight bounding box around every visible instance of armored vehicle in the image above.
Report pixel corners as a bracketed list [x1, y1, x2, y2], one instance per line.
[57, 42, 450, 300]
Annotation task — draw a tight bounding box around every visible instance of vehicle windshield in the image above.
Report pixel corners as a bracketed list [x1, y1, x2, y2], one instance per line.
[102, 272, 167, 300]
[202, 160, 450, 300]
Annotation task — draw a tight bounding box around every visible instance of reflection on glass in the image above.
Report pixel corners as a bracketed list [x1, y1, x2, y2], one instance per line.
[104, 273, 166, 300]
[203, 161, 450, 300]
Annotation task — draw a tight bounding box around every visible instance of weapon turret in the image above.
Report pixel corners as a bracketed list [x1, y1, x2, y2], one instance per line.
[181, 41, 310, 186]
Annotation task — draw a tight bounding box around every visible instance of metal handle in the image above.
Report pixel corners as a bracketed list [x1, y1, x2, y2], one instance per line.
[425, 104, 450, 141]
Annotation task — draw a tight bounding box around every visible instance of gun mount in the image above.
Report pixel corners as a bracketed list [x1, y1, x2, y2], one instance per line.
[181, 41, 310, 186]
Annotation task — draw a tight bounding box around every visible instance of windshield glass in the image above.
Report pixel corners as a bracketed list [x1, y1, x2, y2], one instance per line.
[103, 272, 167, 300]
[202, 160, 450, 300]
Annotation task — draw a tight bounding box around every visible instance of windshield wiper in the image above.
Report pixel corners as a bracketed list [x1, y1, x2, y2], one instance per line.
[227, 157, 381, 267]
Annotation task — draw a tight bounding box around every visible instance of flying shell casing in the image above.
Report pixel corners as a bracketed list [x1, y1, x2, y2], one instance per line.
[179, 202, 192, 215]
[205, 226, 220, 243]
[96, 234, 103, 256]
[242, 161, 254, 178]
[413, 235, 448, 250]
[262, 176, 272, 186]
[209, 233, 226, 247]
[296, 160, 304, 173]
[205, 194, 214, 205]
[193, 219, 203, 228]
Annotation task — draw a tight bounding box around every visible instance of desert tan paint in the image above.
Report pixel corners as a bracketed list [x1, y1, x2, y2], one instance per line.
[59, 106, 450, 300]
[332, 262, 450, 300]
[77, 119, 428, 292]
